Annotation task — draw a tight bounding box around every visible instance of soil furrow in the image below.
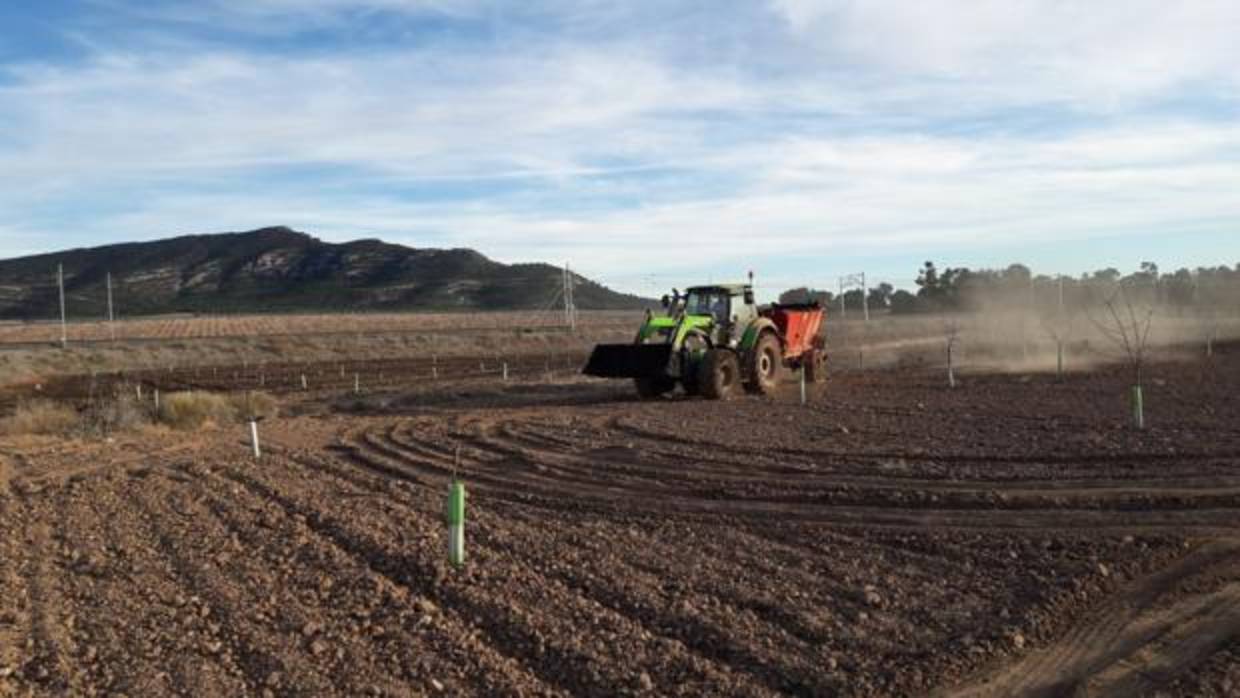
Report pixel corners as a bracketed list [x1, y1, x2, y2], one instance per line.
[948, 538, 1240, 697]
[56, 469, 234, 696]
[125, 480, 335, 696]
[198, 452, 576, 695]
[15, 504, 87, 695]
[214, 464, 621, 696]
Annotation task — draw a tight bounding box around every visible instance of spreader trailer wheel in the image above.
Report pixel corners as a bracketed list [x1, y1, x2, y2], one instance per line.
[803, 349, 826, 384]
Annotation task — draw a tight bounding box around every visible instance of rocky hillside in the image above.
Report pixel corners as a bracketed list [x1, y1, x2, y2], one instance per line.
[0, 227, 649, 318]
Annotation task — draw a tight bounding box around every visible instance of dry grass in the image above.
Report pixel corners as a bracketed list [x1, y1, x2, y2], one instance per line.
[156, 390, 280, 429]
[0, 400, 79, 436]
[0, 390, 280, 436]
[227, 391, 280, 421]
[82, 394, 151, 435]
[157, 391, 239, 429]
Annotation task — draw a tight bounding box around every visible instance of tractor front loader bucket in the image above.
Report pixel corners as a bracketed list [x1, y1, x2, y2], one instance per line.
[582, 344, 675, 379]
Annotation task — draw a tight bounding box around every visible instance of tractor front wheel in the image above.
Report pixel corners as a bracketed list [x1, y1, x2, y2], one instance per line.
[680, 333, 708, 396]
[744, 332, 782, 395]
[698, 349, 740, 400]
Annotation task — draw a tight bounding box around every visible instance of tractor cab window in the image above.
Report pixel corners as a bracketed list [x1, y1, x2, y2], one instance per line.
[685, 290, 730, 323]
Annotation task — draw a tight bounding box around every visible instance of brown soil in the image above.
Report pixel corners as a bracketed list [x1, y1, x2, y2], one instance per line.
[1, 346, 1238, 696]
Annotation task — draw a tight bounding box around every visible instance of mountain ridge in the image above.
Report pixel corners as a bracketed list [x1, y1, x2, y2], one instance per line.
[0, 227, 650, 318]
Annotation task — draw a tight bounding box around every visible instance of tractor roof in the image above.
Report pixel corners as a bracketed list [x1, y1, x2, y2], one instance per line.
[687, 283, 750, 294]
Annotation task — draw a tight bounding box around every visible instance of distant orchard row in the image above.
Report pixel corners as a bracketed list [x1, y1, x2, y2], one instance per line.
[0, 310, 640, 345]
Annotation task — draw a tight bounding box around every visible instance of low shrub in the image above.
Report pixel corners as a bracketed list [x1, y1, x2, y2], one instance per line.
[157, 391, 238, 430]
[0, 391, 281, 436]
[0, 400, 80, 436]
[227, 391, 280, 421]
[82, 394, 151, 435]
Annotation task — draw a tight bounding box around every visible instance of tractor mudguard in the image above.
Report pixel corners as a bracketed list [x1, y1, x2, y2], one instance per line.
[583, 344, 676, 379]
[739, 318, 779, 352]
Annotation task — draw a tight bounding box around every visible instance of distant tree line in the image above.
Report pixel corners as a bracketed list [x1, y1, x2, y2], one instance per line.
[778, 283, 894, 311]
[779, 261, 1240, 315]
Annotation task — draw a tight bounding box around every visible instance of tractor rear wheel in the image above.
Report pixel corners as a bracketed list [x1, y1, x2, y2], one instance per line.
[634, 376, 675, 399]
[698, 349, 740, 400]
[803, 349, 826, 383]
[744, 333, 782, 395]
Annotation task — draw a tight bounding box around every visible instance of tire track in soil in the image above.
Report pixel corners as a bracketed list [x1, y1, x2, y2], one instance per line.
[420, 422, 677, 503]
[609, 413, 1240, 472]
[352, 417, 1240, 534]
[497, 417, 812, 480]
[336, 422, 874, 694]
[485, 417, 1240, 507]
[352, 425, 845, 622]
[222, 446, 783, 697]
[335, 413, 1240, 694]
[1086, 583, 1240, 695]
[368, 423, 626, 518]
[334, 424, 431, 487]
[946, 538, 1240, 697]
[346, 417, 1017, 695]
[340, 426, 570, 516]
[479, 419, 791, 495]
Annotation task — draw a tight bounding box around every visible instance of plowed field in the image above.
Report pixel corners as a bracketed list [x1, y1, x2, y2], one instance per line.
[0, 311, 634, 345]
[2, 348, 1239, 697]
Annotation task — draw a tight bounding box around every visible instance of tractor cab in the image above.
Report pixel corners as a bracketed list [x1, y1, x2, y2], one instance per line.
[680, 284, 757, 347]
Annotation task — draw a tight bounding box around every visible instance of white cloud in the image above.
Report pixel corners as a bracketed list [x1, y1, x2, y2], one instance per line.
[12, 119, 1236, 288]
[0, 44, 756, 185]
[1, 1, 1238, 294]
[770, 0, 1240, 106]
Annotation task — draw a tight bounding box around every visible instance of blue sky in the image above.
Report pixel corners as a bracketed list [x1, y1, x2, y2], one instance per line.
[1, 1, 1238, 298]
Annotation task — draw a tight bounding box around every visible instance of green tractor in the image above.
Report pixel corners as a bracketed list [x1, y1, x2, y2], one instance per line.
[583, 281, 826, 399]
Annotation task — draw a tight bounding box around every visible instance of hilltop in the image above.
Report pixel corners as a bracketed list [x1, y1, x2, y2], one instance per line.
[0, 227, 649, 318]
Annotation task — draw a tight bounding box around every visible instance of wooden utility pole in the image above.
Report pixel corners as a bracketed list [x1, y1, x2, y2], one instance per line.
[57, 264, 67, 348]
[563, 263, 577, 331]
[861, 271, 870, 322]
[106, 271, 116, 342]
[1022, 275, 1034, 359]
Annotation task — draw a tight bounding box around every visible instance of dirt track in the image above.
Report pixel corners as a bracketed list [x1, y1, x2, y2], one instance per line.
[2, 349, 1239, 696]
